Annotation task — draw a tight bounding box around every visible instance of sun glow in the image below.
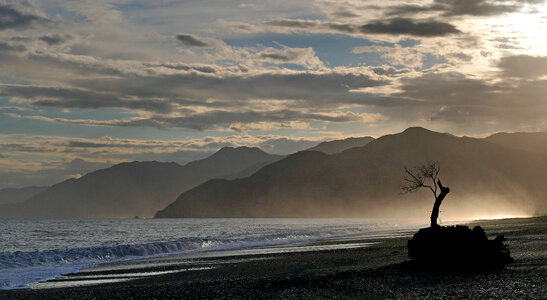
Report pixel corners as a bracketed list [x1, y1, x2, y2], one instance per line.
[471, 214, 533, 221]
[488, 8, 547, 56]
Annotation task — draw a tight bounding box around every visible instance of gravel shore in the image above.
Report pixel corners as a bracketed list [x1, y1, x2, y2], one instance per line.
[1, 217, 545, 299]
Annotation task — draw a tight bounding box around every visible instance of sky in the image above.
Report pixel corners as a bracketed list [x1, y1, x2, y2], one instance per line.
[0, 0, 546, 187]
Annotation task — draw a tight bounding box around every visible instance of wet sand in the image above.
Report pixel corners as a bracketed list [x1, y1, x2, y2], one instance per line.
[1, 217, 545, 299]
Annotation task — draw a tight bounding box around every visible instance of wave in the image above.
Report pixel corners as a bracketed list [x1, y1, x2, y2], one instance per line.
[0, 229, 373, 290]
[0, 219, 419, 290]
[2, 230, 361, 269]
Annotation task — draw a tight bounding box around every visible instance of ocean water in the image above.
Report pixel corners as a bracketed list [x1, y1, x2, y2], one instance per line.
[0, 218, 419, 290]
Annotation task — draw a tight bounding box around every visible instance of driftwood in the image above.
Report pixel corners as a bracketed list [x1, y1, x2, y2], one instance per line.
[407, 225, 514, 271]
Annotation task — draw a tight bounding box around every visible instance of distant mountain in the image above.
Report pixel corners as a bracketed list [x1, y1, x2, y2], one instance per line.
[0, 147, 281, 218]
[307, 136, 374, 154]
[156, 127, 547, 220]
[0, 186, 49, 205]
[484, 132, 547, 156]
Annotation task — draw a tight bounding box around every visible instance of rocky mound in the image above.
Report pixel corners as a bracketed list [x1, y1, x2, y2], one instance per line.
[407, 225, 514, 271]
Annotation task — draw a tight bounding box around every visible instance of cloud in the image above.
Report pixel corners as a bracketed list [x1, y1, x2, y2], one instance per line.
[175, 33, 218, 47]
[262, 17, 460, 37]
[0, 85, 176, 113]
[264, 19, 318, 29]
[55, 0, 123, 24]
[352, 45, 424, 68]
[0, 46, 393, 131]
[361, 18, 461, 37]
[378, 70, 547, 131]
[0, 41, 26, 52]
[0, 2, 49, 31]
[0, 56, 392, 117]
[38, 34, 73, 45]
[68, 69, 388, 106]
[263, 19, 360, 35]
[146, 63, 218, 73]
[384, 0, 542, 17]
[19, 109, 385, 131]
[255, 46, 325, 69]
[371, 66, 412, 76]
[497, 55, 547, 79]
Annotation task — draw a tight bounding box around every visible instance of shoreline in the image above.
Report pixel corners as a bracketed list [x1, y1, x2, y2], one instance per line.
[1, 217, 545, 299]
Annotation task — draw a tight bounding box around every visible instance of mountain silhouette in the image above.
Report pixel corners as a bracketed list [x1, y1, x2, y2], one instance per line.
[484, 132, 547, 156]
[0, 186, 49, 205]
[156, 127, 547, 219]
[306, 136, 375, 154]
[0, 147, 281, 218]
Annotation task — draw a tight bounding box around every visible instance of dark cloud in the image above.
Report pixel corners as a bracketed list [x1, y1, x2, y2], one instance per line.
[264, 17, 460, 37]
[175, 33, 214, 47]
[147, 63, 217, 73]
[330, 9, 360, 18]
[0, 3, 49, 31]
[326, 23, 356, 33]
[372, 66, 411, 76]
[394, 72, 496, 104]
[264, 19, 317, 28]
[0, 85, 176, 113]
[0, 51, 393, 124]
[256, 47, 319, 65]
[38, 34, 72, 45]
[380, 71, 547, 128]
[68, 71, 390, 108]
[497, 55, 547, 79]
[0, 42, 26, 52]
[385, 0, 544, 17]
[259, 53, 292, 61]
[361, 18, 461, 37]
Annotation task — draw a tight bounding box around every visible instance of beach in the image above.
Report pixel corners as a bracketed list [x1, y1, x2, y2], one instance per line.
[1, 217, 545, 299]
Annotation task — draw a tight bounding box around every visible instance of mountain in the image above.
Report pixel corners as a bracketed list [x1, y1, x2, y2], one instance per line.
[306, 136, 374, 154]
[0, 186, 49, 205]
[484, 132, 547, 156]
[156, 127, 547, 220]
[0, 147, 281, 219]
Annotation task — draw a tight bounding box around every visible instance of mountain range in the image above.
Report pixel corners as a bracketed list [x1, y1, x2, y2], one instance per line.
[306, 136, 374, 154]
[2, 128, 546, 220]
[0, 147, 281, 218]
[156, 127, 547, 220]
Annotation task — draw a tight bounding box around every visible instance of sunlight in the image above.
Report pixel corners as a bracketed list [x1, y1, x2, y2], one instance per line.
[486, 8, 547, 56]
[471, 214, 533, 221]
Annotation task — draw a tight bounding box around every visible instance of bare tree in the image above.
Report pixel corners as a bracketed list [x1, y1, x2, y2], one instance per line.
[402, 161, 450, 227]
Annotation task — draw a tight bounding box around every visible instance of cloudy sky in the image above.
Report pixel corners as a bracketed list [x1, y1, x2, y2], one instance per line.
[0, 0, 546, 187]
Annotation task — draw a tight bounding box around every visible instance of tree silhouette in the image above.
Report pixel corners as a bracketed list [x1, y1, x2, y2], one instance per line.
[402, 161, 450, 227]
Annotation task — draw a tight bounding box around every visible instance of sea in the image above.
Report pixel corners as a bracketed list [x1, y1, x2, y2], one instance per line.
[0, 218, 422, 290]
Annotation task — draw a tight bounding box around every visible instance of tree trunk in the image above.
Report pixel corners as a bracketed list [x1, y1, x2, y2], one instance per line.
[431, 180, 450, 227]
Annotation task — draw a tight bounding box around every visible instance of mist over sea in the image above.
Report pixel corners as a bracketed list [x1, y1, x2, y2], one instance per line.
[0, 218, 420, 290]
